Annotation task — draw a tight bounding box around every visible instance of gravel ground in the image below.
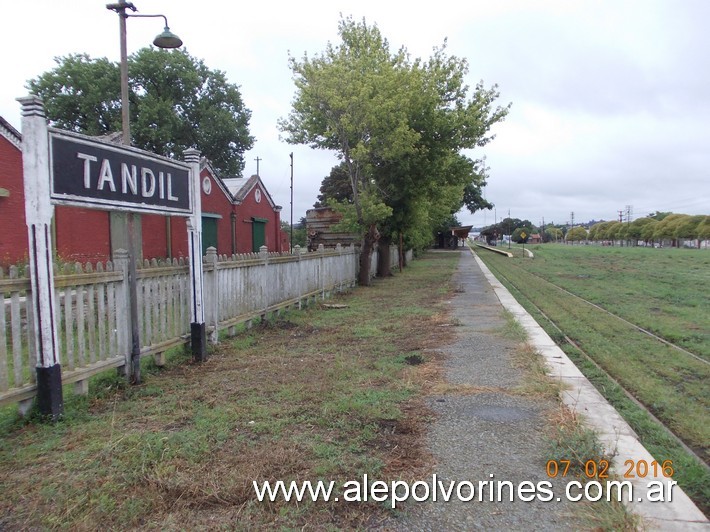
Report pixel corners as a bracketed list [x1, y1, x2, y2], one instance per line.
[384, 250, 586, 530]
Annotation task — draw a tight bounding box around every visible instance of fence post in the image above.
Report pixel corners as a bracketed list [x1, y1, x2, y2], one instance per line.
[293, 245, 303, 309]
[259, 246, 268, 320]
[335, 243, 343, 292]
[318, 244, 325, 300]
[17, 96, 63, 420]
[113, 249, 131, 379]
[205, 247, 219, 344]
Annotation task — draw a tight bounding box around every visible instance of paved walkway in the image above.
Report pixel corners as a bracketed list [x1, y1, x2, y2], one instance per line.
[388, 249, 709, 530]
[389, 250, 583, 530]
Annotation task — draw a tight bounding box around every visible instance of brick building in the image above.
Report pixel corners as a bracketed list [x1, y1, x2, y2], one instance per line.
[0, 115, 286, 266]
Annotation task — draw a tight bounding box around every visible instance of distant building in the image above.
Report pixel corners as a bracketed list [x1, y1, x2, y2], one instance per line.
[305, 207, 360, 251]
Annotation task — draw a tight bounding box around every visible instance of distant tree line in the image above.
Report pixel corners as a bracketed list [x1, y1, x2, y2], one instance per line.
[585, 212, 710, 247]
[479, 212, 710, 248]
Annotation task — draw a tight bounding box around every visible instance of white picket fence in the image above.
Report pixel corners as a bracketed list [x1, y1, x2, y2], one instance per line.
[1, 243, 389, 411]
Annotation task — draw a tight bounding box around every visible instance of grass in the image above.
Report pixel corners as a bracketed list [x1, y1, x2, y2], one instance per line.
[0, 252, 459, 530]
[546, 405, 639, 531]
[516, 244, 709, 359]
[0, 248, 659, 528]
[475, 243, 710, 515]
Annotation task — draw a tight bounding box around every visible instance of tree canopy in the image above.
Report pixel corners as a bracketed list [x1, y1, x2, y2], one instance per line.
[279, 17, 509, 282]
[314, 163, 354, 207]
[565, 226, 588, 242]
[28, 49, 254, 176]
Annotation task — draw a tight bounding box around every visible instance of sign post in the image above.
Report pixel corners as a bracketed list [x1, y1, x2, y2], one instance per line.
[184, 148, 207, 361]
[18, 96, 63, 419]
[17, 96, 204, 416]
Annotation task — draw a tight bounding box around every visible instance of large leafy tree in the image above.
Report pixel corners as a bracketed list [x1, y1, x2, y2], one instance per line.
[279, 17, 508, 283]
[279, 18, 412, 283]
[28, 49, 254, 176]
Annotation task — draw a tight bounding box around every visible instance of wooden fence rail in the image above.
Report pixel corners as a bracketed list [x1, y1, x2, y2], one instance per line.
[0, 243, 395, 412]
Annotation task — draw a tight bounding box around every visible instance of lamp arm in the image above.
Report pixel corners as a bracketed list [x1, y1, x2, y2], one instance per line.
[126, 13, 169, 27]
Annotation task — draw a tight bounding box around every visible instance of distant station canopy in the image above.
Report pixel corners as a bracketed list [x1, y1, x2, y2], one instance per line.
[437, 225, 472, 249]
[451, 226, 473, 240]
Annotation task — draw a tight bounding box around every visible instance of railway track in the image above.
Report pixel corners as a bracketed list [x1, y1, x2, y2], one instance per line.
[476, 249, 710, 472]
[517, 264, 709, 367]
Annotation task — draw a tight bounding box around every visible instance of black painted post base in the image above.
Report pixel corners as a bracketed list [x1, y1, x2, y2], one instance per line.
[36, 364, 64, 421]
[191, 322, 207, 362]
[131, 350, 141, 385]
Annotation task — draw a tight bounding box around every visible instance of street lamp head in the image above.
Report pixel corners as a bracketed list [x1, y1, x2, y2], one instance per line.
[153, 26, 183, 49]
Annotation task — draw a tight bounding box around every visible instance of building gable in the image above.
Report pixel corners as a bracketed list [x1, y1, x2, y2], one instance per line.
[223, 174, 279, 210]
[0, 116, 21, 151]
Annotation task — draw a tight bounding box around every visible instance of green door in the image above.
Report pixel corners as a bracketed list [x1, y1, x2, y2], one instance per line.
[252, 218, 267, 252]
[202, 216, 218, 255]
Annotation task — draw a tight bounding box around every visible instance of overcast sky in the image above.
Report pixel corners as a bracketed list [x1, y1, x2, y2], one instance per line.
[2, 0, 708, 229]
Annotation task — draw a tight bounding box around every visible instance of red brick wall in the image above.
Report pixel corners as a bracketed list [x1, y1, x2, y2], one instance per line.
[141, 170, 238, 259]
[200, 170, 235, 255]
[54, 207, 111, 264]
[0, 135, 27, 266]
[141, 213, 170, 260]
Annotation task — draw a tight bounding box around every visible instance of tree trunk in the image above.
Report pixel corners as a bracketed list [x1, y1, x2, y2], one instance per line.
[377, 236, 392, 278]
[358, 224, 379, 286]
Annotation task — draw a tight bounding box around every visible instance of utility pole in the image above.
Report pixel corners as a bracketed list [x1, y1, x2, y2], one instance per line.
[289, 152, 294, 252]
[507, 209, 511, 249]
[254, 156, 261, 176]
[618, 210, 624, 223]
[625, 205, 633, 247]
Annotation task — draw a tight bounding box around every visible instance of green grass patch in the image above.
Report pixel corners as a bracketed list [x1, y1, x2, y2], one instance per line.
[477, 244, 710, 514]
[0, 251, 459, 529]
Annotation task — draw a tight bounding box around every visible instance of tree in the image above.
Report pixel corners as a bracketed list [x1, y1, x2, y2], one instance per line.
[279, 18, 412, 283]
[697, 216, 710, 242]
[481, 218, 532, 244]
[589, 221, 618, 244]
[281, 219, 307, 248]
[314, 163, 354, 207]
[545, 227, 563, 243]
[640, 219, 659, 244]
[653, 213, 686, 246]
[626, 217, 656, 246]
[28, 49, 254, 176]
[673, 214, 704, 248]
[512, 226, 533, 243]
[566, 226, 588, 243]
[279, 17, 508, 283]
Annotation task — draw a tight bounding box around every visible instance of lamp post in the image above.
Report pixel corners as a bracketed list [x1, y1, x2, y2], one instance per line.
[106, 1, 183, 144]
[106, 0, 182, 383]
